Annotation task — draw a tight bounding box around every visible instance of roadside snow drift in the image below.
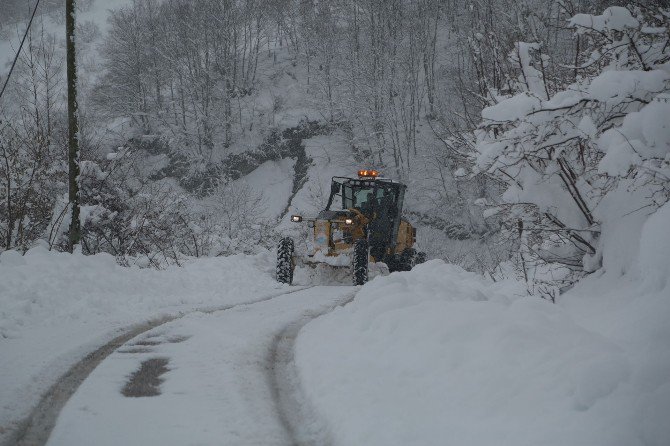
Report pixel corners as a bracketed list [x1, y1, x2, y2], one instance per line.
[0, 247, 280, 339]
[295, 221, 670, 446]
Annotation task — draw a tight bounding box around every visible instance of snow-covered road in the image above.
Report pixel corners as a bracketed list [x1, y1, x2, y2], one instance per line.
[17, 286, 353, 446]
[5, 234, 668, 446]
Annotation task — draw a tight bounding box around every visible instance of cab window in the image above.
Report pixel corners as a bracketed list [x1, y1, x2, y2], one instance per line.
[341, 182, 397, 212]
[355, 188, 375, 208]
[342, 185, 354, 209]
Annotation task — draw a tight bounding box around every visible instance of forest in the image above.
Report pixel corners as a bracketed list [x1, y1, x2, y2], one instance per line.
[0, 0, 668, 295]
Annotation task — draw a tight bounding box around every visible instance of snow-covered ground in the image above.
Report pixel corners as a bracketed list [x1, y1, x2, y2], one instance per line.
[1, 205, 669, 445]
[2, 207, 669, 446]
[46, 286, 353, 446]
[0, 247, 285, 444]
[294, 203, 670, 446]
[228, 158, 296, 221]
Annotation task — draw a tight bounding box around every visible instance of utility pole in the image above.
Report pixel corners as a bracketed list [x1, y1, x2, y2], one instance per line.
[66, 0, 81, 251]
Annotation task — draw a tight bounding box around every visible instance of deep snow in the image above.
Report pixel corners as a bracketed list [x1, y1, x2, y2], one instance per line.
[294, 203, 670, 446]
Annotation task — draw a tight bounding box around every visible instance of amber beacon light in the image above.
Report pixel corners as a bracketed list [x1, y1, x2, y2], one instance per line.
[357, 169, 379, 178]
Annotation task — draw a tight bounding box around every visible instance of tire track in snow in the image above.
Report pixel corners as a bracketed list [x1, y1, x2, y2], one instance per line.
[268, 290, 357, 446]
[6, 286, 314, 446]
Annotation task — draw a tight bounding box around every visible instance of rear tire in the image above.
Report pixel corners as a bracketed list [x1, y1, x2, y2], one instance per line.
[399, 248, 426, 271]
[352, 239, 369, 285]
[385, 254, 401, 273]
[277, 237, 295, 284]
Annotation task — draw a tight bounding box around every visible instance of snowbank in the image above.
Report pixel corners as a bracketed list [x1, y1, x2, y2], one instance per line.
[560, 202, 670, 446]
[0, 247, 282, 440]
[0, 246, 280, 339]
[296, 228, 670, 446]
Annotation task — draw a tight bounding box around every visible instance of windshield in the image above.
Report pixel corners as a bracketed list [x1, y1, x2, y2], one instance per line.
[342, 183, 397, 213]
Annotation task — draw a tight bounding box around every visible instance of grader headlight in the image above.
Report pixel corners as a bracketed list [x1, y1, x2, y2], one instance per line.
[291, 215, 303, 222]
[344, 218, 354, 225]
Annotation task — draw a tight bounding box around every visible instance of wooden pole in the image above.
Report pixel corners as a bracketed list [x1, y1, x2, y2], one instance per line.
[66, 0, 81, 251]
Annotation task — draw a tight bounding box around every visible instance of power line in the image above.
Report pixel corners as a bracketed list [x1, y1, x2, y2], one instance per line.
[0, 0, 42, 103]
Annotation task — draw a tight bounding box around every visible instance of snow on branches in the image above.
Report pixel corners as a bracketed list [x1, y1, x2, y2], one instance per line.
[473, 5, 670, 290]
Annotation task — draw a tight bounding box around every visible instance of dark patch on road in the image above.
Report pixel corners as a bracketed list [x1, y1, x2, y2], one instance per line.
[122, 358, 170, 397]
[117, 346, 154, 354]
[132, 334, 190, 346]
[131, 339, 162, 346]
[7, 314, 177, 446]
[165, 335, 190, 344]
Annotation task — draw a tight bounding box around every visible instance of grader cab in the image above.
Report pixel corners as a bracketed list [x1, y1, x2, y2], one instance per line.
[277, 170, 425, 285]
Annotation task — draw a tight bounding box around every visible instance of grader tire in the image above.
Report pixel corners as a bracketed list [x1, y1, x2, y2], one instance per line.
[400, 248, 426, 271]
[277, 237, 295, 284]
[352, 239, 369, 286]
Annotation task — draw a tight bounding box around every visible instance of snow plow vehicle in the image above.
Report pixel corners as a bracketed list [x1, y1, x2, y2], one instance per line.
[277, 170, 425, 285]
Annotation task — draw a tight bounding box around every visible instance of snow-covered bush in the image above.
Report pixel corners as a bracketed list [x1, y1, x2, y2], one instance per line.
[39, 142, 274, 266]
[474, 5, 670, 291]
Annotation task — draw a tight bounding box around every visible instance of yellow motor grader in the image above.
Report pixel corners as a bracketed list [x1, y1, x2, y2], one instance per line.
[277, 170, 425, 285]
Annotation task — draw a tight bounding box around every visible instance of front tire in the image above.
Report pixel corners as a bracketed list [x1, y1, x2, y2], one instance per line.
[277, 237, 295, 284]
[352, 239, 369, 285]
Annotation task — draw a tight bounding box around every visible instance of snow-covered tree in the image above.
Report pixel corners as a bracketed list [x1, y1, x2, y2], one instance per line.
[474, 5, 670, 291]
[0, 24, 67, 252]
